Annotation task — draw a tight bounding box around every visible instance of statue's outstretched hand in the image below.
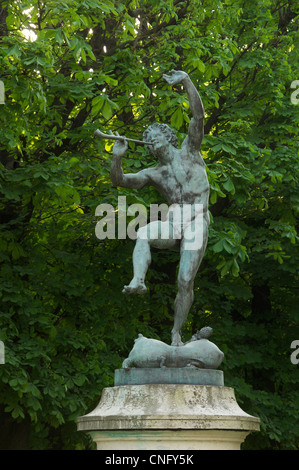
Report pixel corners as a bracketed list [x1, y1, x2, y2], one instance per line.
[163, 70, 188, 85]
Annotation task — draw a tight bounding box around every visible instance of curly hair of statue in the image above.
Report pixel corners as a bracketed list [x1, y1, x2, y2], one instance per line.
[143, 123, 179, 150]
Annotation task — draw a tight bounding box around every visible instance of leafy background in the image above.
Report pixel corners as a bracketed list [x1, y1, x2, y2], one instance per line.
[0, 0, 298, 450]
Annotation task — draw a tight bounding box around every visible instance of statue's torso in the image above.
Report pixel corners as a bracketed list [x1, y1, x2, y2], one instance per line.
[150, 147, 210, 209]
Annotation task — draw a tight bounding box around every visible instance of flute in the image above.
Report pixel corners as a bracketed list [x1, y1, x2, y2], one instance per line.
[94, 129, 153, 145]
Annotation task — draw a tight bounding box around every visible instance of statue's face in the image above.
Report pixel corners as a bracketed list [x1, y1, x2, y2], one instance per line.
[146, 127, 169, 156]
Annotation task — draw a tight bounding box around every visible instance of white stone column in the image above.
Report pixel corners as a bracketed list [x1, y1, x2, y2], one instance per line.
[77, 384, 260, 450]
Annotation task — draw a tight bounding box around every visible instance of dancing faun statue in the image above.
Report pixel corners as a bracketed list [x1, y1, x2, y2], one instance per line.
[105, 70, 210, 347]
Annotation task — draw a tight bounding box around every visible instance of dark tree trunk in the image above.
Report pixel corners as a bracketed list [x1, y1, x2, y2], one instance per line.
[0, 408, 31, 450]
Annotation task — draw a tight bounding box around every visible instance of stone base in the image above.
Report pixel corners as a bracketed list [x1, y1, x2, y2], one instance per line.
[77, 384, 260, 450]
[115, 368, 224, 386]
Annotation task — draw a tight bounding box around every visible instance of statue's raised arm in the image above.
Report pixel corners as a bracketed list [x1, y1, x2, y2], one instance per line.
[163, 70, 204, 151]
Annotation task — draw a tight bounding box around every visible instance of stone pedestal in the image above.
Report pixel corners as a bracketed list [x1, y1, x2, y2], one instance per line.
[77, 380, 260, 450]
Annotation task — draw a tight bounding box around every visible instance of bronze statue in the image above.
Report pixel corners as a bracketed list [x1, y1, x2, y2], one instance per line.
[96, 70, 210, 347]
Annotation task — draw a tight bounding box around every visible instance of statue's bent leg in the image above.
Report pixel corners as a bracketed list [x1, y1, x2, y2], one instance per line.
[123, 220, 177, 294]
[122, 227, 151, 294]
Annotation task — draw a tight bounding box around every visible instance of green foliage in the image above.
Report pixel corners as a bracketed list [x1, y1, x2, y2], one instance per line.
[0, 0, 298, 450]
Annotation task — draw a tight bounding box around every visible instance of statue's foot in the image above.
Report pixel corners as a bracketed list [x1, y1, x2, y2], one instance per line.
[171, 333, 184, 347]
[122, 280, 147, 294]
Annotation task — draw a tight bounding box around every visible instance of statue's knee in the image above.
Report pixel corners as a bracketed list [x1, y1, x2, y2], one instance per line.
[178, 275, 194, 293]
